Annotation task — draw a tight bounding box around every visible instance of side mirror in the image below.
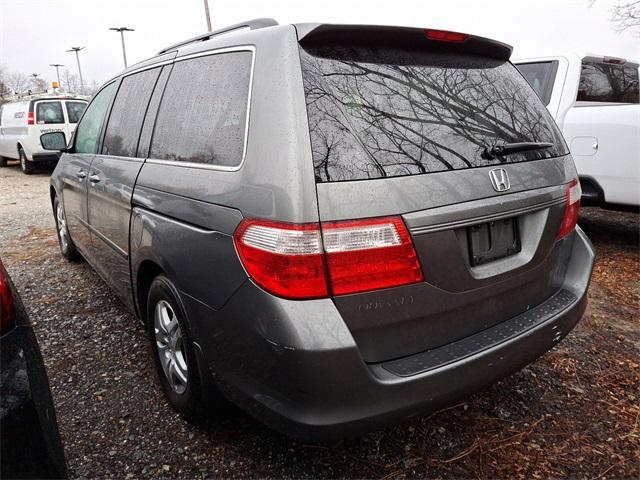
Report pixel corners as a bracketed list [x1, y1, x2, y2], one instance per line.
[40, 132, 67, 151]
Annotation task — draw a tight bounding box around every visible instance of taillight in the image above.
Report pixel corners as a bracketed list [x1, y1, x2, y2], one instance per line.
[233, 216, 424, 299]
[0, 260, 16, 335]
[425, 29, 469, 43]
[557, 179, 581, 240]
[233, 220, 328, 299]
[322, 217, 424, 295]
[27, 111, 34, 125]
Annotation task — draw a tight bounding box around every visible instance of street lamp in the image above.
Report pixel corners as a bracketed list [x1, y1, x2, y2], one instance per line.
[66, 47, 85, 94]
[203, 0, 212, 31]
[109, 27, 134, 68]
[50, 64, 64, 88]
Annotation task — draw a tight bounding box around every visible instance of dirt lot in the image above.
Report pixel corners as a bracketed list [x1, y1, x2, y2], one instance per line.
[1, 162, 638, 479]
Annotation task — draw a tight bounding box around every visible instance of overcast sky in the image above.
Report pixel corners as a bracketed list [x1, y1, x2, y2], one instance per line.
[1, 0, 638, 86]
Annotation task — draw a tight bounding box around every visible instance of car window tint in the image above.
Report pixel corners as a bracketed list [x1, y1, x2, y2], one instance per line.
[102, 68, 160, 157]
[137, 66, 172, 158]
[36, 101, 64, 124]
[74, 82, 116, 154]
[150, 51, 252, 167]
[65, 101, 87, 123]
[300, 46, 567, 183]
[578, 61, 640, 103]
[516, 61, 556, 106]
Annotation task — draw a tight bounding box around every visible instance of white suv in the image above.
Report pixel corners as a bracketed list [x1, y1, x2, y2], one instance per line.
[515, 54, 640, 210]
[0, 96, 88, 174]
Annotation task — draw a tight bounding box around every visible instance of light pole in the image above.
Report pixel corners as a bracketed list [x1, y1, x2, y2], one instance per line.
[66, 47, 85, 94]
[203, 0, 212, 31]
[50, 63, 64, 88]
[109, 27, 134, 68]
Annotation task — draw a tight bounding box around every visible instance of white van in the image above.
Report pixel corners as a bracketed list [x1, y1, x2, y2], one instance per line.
[515, 54, 640, 210]
[0, 96, 88, 174]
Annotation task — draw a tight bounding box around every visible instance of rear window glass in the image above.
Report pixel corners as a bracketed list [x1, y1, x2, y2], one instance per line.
[577, 60, 639, 103]
[36, 101, 64, 124]
[102, 68, 160, 157]
[300, 46, 568, 183]
[149, 51, 252, 167]
[516, 61, 558, 106]
[65, 101, 87, 123]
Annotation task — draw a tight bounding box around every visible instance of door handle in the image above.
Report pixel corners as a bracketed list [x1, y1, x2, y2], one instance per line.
[88, 174, 101, 184]
[76, 169, 87, 179]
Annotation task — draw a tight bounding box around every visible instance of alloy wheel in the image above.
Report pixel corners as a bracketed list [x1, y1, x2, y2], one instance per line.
[154, 300, 188, 394]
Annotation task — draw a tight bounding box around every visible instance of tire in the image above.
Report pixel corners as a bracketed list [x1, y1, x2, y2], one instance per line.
[53, 196, 81, 261]
[0, 157, 7, 167]
[147, 275, 205, 421]
[19, 148, 34, 175]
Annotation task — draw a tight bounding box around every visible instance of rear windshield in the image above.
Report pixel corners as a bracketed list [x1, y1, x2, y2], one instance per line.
[300, 46, 568, 183]
[577, 60, 639, 103]
[66, 101, 87, 123]
[36, 101, 64, 124]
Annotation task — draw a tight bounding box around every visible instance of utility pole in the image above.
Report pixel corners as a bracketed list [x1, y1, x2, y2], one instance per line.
[109, 27, 134, 68]
[50, 63, 64, 88]
[203, 0, 212, 31]
[66, 47, 85, 94]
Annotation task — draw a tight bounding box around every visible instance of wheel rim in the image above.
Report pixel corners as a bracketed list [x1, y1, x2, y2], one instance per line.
[154, 300, 188, 394]
[56, 202, 69, 252]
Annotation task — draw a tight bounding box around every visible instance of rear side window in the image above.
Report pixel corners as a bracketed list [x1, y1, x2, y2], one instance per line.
[300, 46, 568, 183]
[65, 101, 87, 123]
[36, 101, 64, 124]
[75, 82, 116, 154]
[149, 51, 252, 167]
[102, 68, 160, 157]
[577, 60, 640, 103]
[516, 61, 558, 106]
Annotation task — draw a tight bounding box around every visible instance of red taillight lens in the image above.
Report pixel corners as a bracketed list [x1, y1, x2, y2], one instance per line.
[322, 217, 424, 295]
[0, 260, 16, 335]
[425, 29, 469, 43]
[557, 179, 581, 240]
[233, 220, 328, 299]
[27, 111, 34, 125]
[233, 216, 424, 299]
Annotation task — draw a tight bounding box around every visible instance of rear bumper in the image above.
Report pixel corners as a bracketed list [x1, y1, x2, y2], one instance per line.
[191, 227, 594, 440]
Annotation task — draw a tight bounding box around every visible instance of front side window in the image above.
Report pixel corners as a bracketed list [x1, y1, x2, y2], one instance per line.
[149, 51, 252, 167]
[300, 46, 568, 183]
[74, 82, 116, 154]
[65, 101, 88, 123]
[36, 101, 64, 124]
[102, 68, 160, 157]
[577, 60, 640, 103]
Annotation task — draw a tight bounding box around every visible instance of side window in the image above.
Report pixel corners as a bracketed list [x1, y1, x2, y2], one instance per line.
[578, 61, 640, 103]
[149, 51, 252, 167]
[65, 101, 87, 124]
[515, 61, 558, 106]
[102, 68, 160, 157]
[74, 82, 116, 154]
[36, 101, 64, 124]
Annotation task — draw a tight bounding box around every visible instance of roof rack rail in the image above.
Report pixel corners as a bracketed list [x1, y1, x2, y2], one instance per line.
[157, 18, 278, 54]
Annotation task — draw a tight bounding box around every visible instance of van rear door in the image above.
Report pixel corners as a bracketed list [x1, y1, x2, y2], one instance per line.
[297, 26, 577, 363]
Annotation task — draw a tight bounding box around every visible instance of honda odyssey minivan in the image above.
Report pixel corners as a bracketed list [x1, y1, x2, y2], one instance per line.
[42, 19, 595, 439]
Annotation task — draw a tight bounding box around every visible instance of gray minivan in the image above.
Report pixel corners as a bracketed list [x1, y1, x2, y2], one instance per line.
[43, 19, 595, 439]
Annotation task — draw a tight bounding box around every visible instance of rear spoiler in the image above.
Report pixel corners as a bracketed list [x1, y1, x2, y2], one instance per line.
[295, 23, 513, 61]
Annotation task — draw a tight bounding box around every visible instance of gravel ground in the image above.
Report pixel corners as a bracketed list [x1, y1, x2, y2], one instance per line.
[1, 162, 638, 479]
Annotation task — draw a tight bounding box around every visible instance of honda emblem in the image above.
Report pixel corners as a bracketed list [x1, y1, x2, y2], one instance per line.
[489, 168, 510, 192]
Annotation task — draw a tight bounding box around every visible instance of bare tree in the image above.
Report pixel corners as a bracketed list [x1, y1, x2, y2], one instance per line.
[590, 0, 640, 33]
[62, 69, 81, 94]
[5, 71, 29, 95]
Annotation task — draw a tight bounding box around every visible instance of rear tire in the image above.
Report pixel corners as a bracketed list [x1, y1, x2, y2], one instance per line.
[0, 157, 7, 167]
[147, 275, 205, 422]
[53, 196, 81, 261]
[19, 148, 34, 175]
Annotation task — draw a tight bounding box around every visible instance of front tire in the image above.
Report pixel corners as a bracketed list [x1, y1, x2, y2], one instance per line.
[147, 276, 204, 421]
[53, 196, 81, 261]
[19, 148, 34, 175]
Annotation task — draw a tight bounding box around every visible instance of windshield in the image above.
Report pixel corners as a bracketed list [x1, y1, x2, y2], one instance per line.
[300, 46, 568, 183]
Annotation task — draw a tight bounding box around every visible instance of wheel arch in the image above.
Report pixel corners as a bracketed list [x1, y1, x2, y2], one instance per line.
[135, 259, 166, 328]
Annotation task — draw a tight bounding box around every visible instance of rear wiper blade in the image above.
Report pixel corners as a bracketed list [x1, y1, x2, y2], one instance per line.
[482, 142, 553, 160]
